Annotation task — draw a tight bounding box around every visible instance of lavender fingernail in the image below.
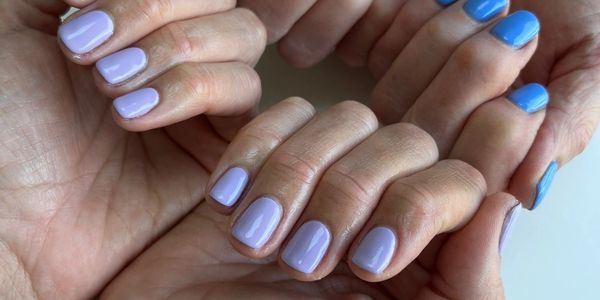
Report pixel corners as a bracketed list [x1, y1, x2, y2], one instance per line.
[232, 197, 282, 249]
[499, 203, 522, 255]
[351, 227, 396, 274]
[113, 88, 159, 119]
[209, 167, 249, 207]
[96, 47, 148, 85]
[59, 10, 114, 54]
[282, 221, 331, 274]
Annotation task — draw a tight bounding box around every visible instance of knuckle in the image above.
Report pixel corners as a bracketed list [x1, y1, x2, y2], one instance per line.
[176, 64, 210, 101]
[162, 22, 194, 59]
[281, 97, 316, 115]
[238, 124, 286, 149]
[135, 0, 173, 22]
[454, 42, 507, 84]
[382, 123, 439, 159]
[321, 168, 377, 209]
[332, 100, 378, 132]
[388, 181, 441, 236]
[268, 151, 320, 185]
[232, 8, 268, 47]
[438, 159, 487, 195]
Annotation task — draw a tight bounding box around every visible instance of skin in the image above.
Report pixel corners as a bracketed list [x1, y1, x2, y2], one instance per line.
[243, 0, 600, 209]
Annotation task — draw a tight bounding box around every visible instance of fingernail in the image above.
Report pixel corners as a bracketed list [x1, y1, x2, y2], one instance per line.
[533, 161, 558, 209]
[96, 48, 148, 85]
[232, 197, 282, 249]
[58, 10, 114, 54]
[437, 0, 458, 6]
[209, 167, 249, 207]
[499, 203, 522, 255]
[113, 88, 160, 119]
[508, 83, 549, 113]
[282, 221, 331, 274]
[351, 227, 397, 274]
[491, 10, 540, 48]
[463, 0, 507, 23]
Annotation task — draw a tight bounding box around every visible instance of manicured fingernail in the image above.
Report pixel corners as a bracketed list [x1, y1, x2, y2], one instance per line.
[508, 83, 549, 113]
[96, 48, 148, 85]
[491, 10, 540, 48]
[113, 88, 159, 119]
[58, 10, 114, 54]
[533, 161, 558, 209]
[499, 203, 522, 255]
[437, 0, 458, 6]
[282, 221, 331, 274]
[209, 167, 249, 207]
[232, 197, 282, 249]
[351, 227, 396, 274]
[463, 0, 507, 23]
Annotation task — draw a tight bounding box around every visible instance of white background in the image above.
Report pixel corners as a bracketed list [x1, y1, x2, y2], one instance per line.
[257, 47, 600, 300]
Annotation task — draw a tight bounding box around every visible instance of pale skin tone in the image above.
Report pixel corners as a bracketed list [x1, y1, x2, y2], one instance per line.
[0, 1, 564, 299]
[242, 0, 600, 208]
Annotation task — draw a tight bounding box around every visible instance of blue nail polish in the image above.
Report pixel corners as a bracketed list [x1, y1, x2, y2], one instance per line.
[533, 161, 558, 209]
[508, 83, 549, 113]
[437, 0, 458, 6]
[463, 0, 507, 23]
[491, 10, 540, 48]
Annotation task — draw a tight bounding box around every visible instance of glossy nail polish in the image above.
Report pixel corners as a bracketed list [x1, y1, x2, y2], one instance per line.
[96, 48, 148, 85]
[533, 161, 558, 209]
[113, 88, 159, 119]
[499, 203, 522, 255]
[508, 83, 549, 113]
[463, 0, 507, 23]
[209, 167, 249, 207]
[351, 227, 397, 274]
[232, 197, 282, 249]
[282, 221, 331, 274]
[437, 0, 458, 6]
[491, 10, 540, 48]
[58, 10, 114, 54]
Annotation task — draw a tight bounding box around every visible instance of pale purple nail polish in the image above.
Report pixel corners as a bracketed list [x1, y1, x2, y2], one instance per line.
[232, 197, 282, 249]
[210, 167, 249, 207]
[499, 203, 522, 255]
[352, 227, 396, 274]
[96, 48, 148, 85]
[59, 10, 114, 54]
[282, 221, 331, 274]
[113, 88, 159, 119]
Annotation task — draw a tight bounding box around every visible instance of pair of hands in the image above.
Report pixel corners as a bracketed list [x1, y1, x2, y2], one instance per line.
[246, 0, 600, 209]
[0, 0, 598, 299]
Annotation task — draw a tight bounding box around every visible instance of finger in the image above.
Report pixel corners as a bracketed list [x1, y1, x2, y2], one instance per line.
[367, 0, 445, 78]
[111, 62, 261, 132]
[420, 193, 519, 299]
[228, 101, 378, 257]
[206, 97, 316, 212]
[278, 0, 372, 68]
[401, 11, 540, 156]
[348, 160, 486, 282]
[92, 8, 266, 96]
[277, 123, 438, 280]
[335, 0, 406, 67]
[237, 0, 318, 43]
[61, 0, 94, 8]
[371, 0, 509, 124]
[57, 0, 235, 64]
[510, 59, 600, 209]
[450, 84, 549, 193]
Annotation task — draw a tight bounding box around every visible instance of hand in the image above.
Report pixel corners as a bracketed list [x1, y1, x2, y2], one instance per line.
[101, 98, 518, 299]
[0, 1, 263, 298]
[238, 0, 406, 68]
[506, 0, 600, 209]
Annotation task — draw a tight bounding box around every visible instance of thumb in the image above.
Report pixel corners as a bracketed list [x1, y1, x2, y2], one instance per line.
[421, 193, 521, 300]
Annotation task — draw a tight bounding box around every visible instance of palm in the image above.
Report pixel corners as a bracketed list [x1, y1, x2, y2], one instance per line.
[0, 23, 226, 299]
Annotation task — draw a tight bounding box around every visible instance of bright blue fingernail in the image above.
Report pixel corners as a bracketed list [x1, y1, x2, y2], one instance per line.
[437, 0, 458, 6]
[491, 10, 540, 48]
[508, 83, 549, 113]
[533, 161, 558, 209]
[463, 0, 507, 23]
